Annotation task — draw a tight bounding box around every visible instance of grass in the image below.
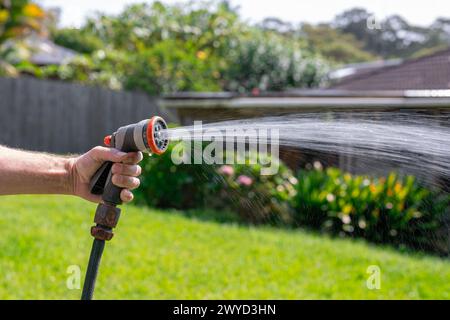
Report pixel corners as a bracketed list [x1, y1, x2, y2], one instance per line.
[0, 195, 449, 299]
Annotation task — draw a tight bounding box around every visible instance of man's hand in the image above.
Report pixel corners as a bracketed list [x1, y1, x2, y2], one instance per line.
[68, 146, 143, 203]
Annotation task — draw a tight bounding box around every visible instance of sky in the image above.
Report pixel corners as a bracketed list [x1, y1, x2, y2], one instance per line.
[38, 0, 448, 28]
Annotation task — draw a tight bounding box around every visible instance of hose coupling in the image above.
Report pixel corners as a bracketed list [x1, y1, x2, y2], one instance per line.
[90, 203, 121, 241]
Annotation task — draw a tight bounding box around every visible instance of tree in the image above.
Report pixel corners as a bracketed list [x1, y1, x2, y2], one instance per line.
[0, 0, 45, 42]
[258, 17, 294, 35]
[45, 1, 329, 93]
[0, 0, 45, 76]
[301, 23, 377, 64]
[52, 28, 103, 54]
[223, 30, 329, 92]
[333, 7, 449, 59]
[334, 8, 373, 43]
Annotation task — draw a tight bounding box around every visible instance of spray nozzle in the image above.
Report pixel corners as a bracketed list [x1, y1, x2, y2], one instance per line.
[108, 116, 169, 155]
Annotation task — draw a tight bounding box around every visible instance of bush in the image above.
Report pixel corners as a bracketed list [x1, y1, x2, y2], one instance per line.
[208, 161, 296, 225]
[223, 30, 329, 92]
[35, 1, 330, 94]
[123, 39, 222, 94]
[291, 164, 449, 254]
[135, 144, 210, 209]
[40, 50, 128, 90]
[52, 28, 104, 54]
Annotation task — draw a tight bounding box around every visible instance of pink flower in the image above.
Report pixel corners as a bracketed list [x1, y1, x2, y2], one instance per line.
[237, 175, 253, 186]
[251, 88, 260, 96]
[218, 165, 234, 176]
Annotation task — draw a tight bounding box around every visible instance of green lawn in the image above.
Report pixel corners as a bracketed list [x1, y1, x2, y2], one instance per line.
[0, 195, 449, 299]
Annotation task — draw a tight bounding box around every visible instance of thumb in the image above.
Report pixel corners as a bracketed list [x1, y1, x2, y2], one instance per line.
[89, 146, 128, 163]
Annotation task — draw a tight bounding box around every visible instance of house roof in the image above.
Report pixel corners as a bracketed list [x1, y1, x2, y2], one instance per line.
[328, 59, 403, 81]
[27, 36, 77, 66]
[331, 48, 450, 90]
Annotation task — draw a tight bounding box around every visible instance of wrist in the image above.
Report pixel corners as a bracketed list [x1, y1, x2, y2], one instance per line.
[64, 157, 77, 196]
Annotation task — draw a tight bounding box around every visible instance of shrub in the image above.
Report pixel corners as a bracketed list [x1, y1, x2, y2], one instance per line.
[291, 164, 449, 254]
[209, 160, 296, 225]
[36, 2, 330, 94]
[40, 50, 128, 90]
[134, 144, 211, 209]
[123, 39, 222, 94]
[52, 28, 104, 54]
[223, 30, 329, 92]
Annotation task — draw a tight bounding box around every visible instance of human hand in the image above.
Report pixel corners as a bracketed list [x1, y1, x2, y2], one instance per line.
[68, 146, 143, 203]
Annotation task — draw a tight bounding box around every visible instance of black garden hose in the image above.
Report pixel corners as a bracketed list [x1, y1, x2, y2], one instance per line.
[81, 239, 105, 300]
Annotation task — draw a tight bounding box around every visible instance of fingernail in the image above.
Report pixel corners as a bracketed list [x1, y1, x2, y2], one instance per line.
[125, 190, 133, 200]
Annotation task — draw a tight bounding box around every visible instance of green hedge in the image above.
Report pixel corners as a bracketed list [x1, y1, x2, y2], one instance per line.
[135, 146, 449, 255]
[292, 165, 449, 254]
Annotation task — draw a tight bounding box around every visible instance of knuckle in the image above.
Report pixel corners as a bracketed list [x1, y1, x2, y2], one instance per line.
[131, 152, 142, 163]
[112, 175, 124, 186]
[126, 165, 140, 176]
[92, 146, 103, 154]
[123, 164, 135, 175]
[112, 163, 122, 174]
[127, 156, 137, 164]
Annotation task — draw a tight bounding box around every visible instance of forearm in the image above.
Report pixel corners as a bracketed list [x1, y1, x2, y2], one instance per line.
[0, 145, 74, 196]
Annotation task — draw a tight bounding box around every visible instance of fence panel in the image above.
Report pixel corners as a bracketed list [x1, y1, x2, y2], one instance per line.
[0, 77, 174, 154]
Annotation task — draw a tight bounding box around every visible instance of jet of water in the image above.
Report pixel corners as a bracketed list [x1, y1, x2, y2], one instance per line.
[167, 112, 450, 183]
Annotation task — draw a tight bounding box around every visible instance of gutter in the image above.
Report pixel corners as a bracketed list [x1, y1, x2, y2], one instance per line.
[160, 90, 450, 110]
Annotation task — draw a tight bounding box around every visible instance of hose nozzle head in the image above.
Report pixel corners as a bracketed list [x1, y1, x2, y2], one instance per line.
[107, 116, 169, 154]
[146, 116, 169, 155]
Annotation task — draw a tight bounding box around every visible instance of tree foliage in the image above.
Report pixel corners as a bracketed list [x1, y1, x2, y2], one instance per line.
[224, 30, 328, 92]
[334, 8, 450, 59]
[52, 28, 103, 54]
[0, 0, 45, 42]
[0, 0, 45, 76]
[43, 1, 328, 93]
[7, 3, 450, 91]
[301, 23, 378, 64]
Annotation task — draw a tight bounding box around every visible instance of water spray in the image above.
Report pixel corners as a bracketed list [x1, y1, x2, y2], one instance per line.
[81, 116, 169, 300]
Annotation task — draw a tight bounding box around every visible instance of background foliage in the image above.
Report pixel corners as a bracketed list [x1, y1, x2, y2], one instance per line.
[3, 1, 450, 92]
[0, 0, 45, 76]
[292, 166, 449, 254]
[47, 1, 329, 93]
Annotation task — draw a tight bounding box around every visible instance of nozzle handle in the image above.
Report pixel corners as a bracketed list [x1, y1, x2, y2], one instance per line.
[89, 161, 123, 205]
[89, 162, 112, 195]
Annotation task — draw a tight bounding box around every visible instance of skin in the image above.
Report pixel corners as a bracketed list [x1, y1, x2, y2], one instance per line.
[0, 145, 143, 203]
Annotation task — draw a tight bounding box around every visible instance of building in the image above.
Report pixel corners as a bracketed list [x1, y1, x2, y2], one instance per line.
[328, 59, 402, 83]
[331, 48, 450, 90]
[26, 35, 77, 66]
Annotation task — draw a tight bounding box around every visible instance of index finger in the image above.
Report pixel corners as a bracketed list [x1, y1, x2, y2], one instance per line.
[122, 151, 143, 164]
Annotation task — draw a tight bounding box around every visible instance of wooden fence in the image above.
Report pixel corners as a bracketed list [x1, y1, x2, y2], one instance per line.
[0, 77, 175, 154]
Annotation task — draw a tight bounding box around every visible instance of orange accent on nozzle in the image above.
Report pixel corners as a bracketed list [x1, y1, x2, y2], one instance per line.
[146, 116, 164, 155]
[104, 135, 112, 146]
